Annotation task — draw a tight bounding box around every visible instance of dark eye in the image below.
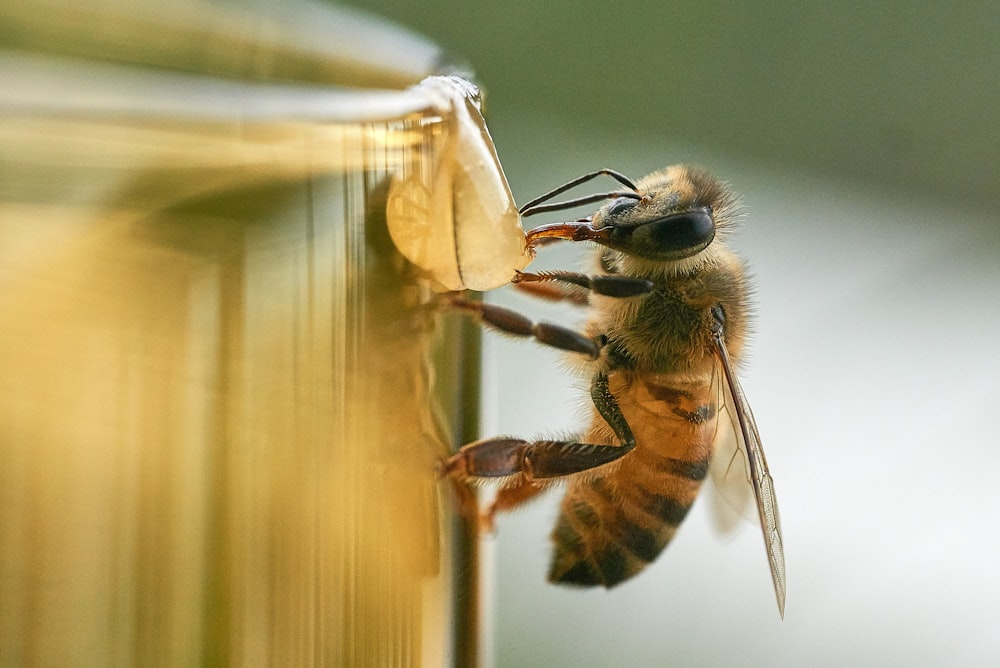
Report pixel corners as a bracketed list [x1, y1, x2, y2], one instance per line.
[633, 208, 715, 255]
[606, 197, 638, 218]
[603, 206, 715, 261]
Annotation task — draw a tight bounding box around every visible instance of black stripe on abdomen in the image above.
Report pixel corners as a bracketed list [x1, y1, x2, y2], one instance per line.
[548, 454, 707, 587]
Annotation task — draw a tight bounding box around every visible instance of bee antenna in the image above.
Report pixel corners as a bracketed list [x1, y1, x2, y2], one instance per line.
[520, 191, 641, 218]
[518, 168, 640, 216]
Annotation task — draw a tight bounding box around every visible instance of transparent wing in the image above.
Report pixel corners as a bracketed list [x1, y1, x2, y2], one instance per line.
[707, 366, 754, 534]
[712, 333, 786, 618]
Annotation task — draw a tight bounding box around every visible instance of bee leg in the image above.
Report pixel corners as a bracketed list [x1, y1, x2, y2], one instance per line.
[442, 373, 636, 527]
[441, 471, 480, 522]
[484, 479, 546, 532]
[510, 277, 590, 305]
[448, 296, 603, 358]
[514, 271, 654, 299]
[438, 436, 544, 531]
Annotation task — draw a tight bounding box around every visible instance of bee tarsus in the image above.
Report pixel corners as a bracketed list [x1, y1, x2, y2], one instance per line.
[515, 271, 654, 298]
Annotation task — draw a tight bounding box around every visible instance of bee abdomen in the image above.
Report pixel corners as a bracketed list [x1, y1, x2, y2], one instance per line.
[547, 458, 707, 587]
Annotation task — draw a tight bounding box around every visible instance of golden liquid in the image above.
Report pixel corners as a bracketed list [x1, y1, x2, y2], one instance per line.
[0, 94, 481, 666]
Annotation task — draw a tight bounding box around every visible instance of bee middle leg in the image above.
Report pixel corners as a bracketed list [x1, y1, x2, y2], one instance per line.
[448, 295, 604, 358]
[442, 373, 635, 528]
[445, 284, 642, 527]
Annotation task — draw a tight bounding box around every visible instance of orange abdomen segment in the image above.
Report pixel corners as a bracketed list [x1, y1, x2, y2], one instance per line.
[548, 371, 717, 587]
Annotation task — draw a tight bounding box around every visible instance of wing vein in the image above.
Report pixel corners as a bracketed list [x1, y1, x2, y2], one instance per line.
[713, 330, 786, 618]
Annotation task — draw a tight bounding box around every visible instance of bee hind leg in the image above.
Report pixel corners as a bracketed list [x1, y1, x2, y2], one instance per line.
[441, 435, 631, 530]
[442, 373, 635, 528]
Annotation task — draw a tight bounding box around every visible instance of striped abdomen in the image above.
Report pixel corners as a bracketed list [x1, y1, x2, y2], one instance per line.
[548, 370, 718, 587]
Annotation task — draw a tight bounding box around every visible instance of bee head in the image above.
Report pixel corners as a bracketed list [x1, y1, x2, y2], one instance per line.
[591, 165, 739, 265]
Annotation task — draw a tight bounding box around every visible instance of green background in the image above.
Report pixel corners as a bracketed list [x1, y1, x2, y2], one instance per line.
[347, 0, 1000, 210]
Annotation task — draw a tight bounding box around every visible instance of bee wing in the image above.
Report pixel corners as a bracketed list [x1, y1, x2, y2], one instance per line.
[712, 334, 787, 618]
[707, 376, 754, 532]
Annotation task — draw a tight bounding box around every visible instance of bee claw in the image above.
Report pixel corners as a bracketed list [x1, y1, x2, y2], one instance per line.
[479, 511, 498, 535]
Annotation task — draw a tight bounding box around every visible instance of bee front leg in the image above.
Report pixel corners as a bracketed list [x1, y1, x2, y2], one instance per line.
[514, 270, 654, 299]
[442, 373, 636, 529]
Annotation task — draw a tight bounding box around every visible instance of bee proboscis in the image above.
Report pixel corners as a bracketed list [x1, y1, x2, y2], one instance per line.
[442, 165, 786, 617]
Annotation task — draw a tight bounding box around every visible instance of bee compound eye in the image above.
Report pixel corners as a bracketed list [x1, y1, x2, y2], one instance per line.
[631, 208, 715, 259]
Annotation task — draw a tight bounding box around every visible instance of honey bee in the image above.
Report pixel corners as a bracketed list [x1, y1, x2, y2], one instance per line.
[441, 165, 786, 616]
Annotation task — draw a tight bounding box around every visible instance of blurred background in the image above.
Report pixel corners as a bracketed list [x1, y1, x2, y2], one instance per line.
[2, 0, 998, 665]
[343, 1, 1000, 665]
[1, 2, 485, 665]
